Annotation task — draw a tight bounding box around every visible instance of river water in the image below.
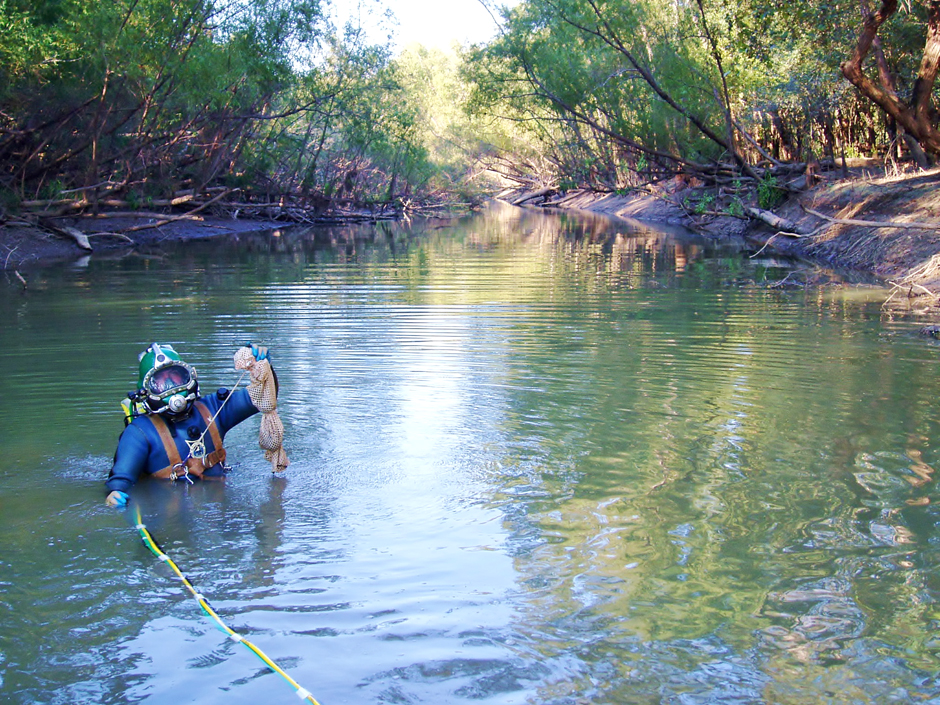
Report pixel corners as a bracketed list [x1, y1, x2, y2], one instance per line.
[3, 203, 940, 704]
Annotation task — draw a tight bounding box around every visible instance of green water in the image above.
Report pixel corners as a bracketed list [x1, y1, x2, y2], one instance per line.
[2, 203, 940, 704]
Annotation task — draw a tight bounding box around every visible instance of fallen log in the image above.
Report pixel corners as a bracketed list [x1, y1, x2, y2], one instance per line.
[745, 207, 810, 235]
[512, 187, 556, 206]
[111, 188, 237, 233]
[38, 219, 92, 251]
[21, 197, 87, 209]
[83, 210, 203, 222]
[24, 191, 198, 216]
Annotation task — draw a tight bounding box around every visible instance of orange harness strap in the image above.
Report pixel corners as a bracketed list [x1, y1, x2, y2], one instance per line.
[150, 401, 226, 480]
[193, 401, 225, 460]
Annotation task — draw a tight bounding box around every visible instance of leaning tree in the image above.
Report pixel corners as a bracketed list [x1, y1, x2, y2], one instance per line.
[841, 0, 940, 164]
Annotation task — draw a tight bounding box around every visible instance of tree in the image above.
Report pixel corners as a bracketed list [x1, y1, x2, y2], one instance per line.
[0, 0, 465, 213]
[465, 0, 934, 193]
[840, 0, 940, 163]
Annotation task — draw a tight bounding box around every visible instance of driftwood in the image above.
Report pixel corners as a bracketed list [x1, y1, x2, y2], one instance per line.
[87, 231, 134, 243]
[111, 188, 236, 232]
[22, 194, 195, 212]
[86, 210, 204, 222]
[14, 185, 454, 236]
[21, 186, 235, 220]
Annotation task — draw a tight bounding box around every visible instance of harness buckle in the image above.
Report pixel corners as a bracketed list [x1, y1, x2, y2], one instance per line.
[169, 462, 194, 484]
[186, 438, 207, 460]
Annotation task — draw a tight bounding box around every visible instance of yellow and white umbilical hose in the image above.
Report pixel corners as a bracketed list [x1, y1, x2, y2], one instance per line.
[133, 506, 321, 704]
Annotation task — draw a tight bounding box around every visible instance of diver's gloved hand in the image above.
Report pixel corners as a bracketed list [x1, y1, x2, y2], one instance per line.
[106, 490, 129, 508]
[248, 343, 269, 361]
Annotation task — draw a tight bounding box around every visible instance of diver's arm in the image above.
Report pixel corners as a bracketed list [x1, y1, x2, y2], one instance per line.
[213, 387, 261, 432]
[105, 424, 149, 500]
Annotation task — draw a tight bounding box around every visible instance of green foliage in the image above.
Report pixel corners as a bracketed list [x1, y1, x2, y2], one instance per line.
[3, 0, 936, 210]
[757, 174, 785, 210]
[0, 0, 323, 194]
[463, 0, 936, 189]
[693, 192, 715, 215]
[38, 179, 64, 200]
[0, 0, 60, 84]
[0, 0, 469, 206]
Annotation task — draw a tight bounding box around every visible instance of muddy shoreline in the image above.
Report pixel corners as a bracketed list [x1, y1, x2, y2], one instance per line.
[0, 214, 292, 272]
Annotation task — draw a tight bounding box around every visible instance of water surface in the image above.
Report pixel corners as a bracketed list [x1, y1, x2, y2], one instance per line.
[3, 204, 940, 704]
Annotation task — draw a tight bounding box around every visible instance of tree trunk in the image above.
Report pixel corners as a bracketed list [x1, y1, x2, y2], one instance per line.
[841, 0, 940, 157]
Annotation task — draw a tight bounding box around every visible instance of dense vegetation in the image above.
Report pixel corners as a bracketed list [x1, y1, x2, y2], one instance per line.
[467, 0, 940, 199]
[0, 0, 488, 221]
[1, 0, 939, 224]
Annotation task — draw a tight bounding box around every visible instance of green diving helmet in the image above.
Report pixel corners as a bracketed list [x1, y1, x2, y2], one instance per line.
[137, 343, 199, 417]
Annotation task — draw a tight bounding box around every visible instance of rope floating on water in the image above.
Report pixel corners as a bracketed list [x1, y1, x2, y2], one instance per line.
[133, 506, 321, 705]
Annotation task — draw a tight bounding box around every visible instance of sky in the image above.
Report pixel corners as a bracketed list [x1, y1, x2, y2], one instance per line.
[332, 0, 514, 52]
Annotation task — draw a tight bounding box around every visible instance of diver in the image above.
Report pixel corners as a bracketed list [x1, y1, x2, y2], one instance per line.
[105, 342, 285, 507]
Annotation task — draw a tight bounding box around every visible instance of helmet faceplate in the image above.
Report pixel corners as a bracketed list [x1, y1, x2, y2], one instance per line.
[137, 343, 199, 416]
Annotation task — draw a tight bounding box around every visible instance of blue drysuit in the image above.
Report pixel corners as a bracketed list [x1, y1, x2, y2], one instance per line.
[105, 388, 259, 494]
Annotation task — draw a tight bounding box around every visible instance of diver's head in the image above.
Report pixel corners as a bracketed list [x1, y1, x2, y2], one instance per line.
[137, 343, 199, 418]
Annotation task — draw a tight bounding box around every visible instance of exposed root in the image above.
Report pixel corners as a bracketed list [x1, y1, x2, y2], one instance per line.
[803, 205, 940, 232]
[883, 257, 940, 309]
[749, 234, 781, 259]
[901, 253, 940, 284]
[87, 231, 134, 243]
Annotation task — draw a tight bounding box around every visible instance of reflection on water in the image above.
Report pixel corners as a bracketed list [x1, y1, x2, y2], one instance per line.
[2, 202, 939, 704]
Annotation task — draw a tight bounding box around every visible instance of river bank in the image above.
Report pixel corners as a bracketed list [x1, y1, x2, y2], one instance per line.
[501, 166, 940, 299]
[0, 201, 470, 274]
[0, 214, 288, 272]
[6, 169, 940, 303]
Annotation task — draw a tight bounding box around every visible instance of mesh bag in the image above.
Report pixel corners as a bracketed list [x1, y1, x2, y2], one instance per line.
[235, 347, 289, 472]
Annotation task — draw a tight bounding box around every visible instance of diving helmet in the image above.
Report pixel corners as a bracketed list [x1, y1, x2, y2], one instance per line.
[137, 343, 198, 417]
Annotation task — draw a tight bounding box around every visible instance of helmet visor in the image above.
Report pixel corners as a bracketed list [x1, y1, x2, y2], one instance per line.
[147, 364, 193, 396]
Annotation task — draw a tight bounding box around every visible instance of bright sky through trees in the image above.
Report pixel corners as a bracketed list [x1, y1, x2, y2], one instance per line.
[334, 0, 513, 52]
